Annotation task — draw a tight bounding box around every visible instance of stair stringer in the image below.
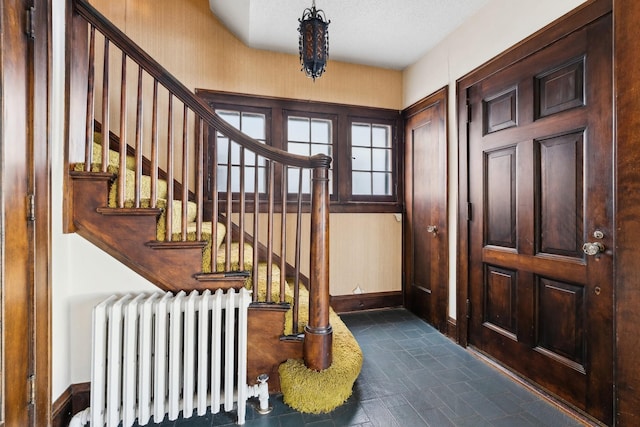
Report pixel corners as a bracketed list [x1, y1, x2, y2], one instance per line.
[70, 171, 248, 292]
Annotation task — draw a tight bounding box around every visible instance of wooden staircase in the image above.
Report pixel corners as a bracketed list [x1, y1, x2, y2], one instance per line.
[66, 0, 333, 392]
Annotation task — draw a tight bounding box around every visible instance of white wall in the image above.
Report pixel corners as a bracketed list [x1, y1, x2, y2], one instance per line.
[50, 0, 158, 399]
[402, 0, 588, 319]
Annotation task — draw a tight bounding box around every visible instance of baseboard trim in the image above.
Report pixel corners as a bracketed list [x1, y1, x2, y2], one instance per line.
[52, 382, 90, 427]
[330, 291, 403, 314]
[446, 317, 457, 341]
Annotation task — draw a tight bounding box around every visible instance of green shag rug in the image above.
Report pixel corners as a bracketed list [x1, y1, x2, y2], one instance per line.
[75, 138, 363, 414]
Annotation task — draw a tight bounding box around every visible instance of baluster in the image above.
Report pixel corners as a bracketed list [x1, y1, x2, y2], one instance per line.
[134, 66, 143, 207]
[150, 80, 159, 208]
[165, 94, 174, 241]
[293, 167, 303, 334]
[211, 129, 219, 271]
[101, 37, 110, 172]
[181, 105, 189, 240]
[280, 166, 287, 303]
[266, 161, 275, 302]
[252, 155, 260, 301]
[239, 147, 246, 270]
[117, 51, 127, 208]
[224, 138, 233, 271]
[84, 25, 96, 171]
[195, 118, 204, 241]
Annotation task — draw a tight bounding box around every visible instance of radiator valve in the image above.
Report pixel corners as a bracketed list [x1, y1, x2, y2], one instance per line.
[248, 373, 272, 415]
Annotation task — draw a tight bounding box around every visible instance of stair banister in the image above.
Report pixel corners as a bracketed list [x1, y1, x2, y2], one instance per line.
[69, 0, 333, 371]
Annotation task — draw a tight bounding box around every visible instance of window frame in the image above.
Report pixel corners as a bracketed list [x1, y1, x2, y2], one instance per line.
[196, 89, 403, 213]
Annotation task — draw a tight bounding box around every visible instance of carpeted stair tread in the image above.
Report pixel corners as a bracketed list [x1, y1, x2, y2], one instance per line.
[109, 169, 169, 205]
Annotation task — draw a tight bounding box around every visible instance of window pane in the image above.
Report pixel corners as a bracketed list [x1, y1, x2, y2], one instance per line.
[311, 143, 331, 156]
[230, 141, 241, 164]
[372, 125, 390, 148]
[372, 148, 391, 171]
[352, 147, 371, 170]
[372, 172, 392, 195]
[352, 171, 372, 195]
[217, 137, 229, 163]
[217, 166, 227, 190]
[351, 123, 371, 147]
[243, 113, 265, 139]
[288, 142, 310, 156]
[311, 119, 330, 143]
[217, 110, 240, 128]
[288, 117, 309, 142]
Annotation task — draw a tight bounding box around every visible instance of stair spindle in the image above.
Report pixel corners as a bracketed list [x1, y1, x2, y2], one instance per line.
[150, 79, 159, 209]
[101, 37, 110, 173]
[165, 94, 174, 241]
[84, 25, 96, 171]
[181, 105, 189, 241]
[117, 51, 127, 208]
[134, 65, 143, 207]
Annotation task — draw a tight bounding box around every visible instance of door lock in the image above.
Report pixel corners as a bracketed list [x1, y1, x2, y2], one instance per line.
[427, 225, 438, 235]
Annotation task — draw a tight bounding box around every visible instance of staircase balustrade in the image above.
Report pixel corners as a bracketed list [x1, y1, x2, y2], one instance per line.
[67, 0, 332, 371]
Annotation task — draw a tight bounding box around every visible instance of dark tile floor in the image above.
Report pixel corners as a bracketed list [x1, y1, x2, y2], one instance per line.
[148, 308, 589, 427]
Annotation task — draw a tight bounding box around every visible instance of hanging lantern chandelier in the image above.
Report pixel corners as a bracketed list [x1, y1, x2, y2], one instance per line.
[298, 0, 330, 81]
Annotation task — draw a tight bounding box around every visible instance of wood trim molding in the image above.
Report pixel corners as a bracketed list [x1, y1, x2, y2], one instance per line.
[446, 317, 457, 341]
[613, 1, 640, 424]
[330, 291, 403, 314]
[52, 383, 90, 427]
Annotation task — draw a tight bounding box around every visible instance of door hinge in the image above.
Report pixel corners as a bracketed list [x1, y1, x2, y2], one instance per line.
[467, 202, 472, 222]
[466, 299, 471, 319]
[466, 103, 472, 123]
[27, 194, 35, 221]
[26, 7, 36, 40]
[28, 374, 35, 405]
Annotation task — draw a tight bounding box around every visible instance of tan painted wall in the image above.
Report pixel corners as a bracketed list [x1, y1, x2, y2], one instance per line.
[90, 0, 402, 109]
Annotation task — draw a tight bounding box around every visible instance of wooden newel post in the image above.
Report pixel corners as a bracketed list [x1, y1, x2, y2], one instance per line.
[304, 162, 332, 371]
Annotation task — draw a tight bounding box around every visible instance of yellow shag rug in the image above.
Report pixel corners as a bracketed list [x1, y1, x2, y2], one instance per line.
[75, 139, 364, 414]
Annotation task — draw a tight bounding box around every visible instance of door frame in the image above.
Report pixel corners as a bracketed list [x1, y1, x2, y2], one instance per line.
[403, 86, 449, 333]
[456, 0, 612, 349]
[1, 0, 51, 425]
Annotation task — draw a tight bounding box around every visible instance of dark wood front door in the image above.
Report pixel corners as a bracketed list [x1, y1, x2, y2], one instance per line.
[466, 14, 613, 424]
[404, 88, 448, 332]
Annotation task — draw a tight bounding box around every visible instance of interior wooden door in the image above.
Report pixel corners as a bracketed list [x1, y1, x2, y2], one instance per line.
[466, 14, 613, 424]
[404, 88, 448, 332]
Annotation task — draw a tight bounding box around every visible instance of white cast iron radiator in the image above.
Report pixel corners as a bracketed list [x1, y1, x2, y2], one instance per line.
[69, 288, 270, 427]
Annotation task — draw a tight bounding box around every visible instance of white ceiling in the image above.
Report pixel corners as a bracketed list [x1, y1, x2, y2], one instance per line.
[208, 0, 490, 70]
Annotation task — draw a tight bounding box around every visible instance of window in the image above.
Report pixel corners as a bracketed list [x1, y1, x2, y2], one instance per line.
[351, 122, 393, 196]
[198, 90, 401, 212]
[286, 115, 333, 194]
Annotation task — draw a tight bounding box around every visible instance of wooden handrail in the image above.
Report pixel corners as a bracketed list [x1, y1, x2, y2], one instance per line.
[70, 0, 332, 371]
[73, 0, 330, 171]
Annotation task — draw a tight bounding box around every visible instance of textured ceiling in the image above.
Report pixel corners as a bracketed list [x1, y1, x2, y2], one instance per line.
[208, 0, 490, 70]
